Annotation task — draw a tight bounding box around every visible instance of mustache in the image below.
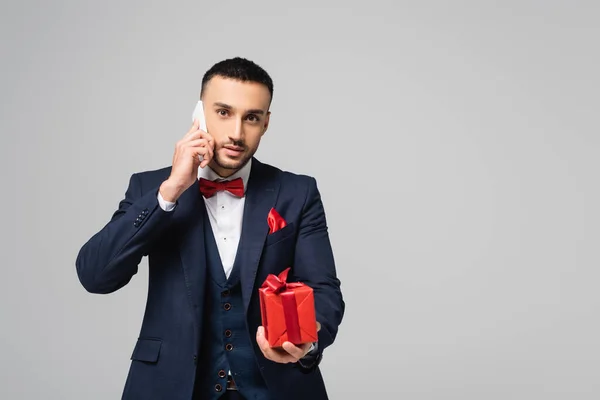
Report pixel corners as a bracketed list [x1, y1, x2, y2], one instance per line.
[220, 140, 246, 148]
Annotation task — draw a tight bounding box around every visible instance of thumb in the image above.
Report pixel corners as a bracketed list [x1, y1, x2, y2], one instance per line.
[256, 326, 267, 347]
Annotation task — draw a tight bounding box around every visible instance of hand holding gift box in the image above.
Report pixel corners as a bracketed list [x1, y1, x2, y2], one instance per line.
[256, 267, 321, 364]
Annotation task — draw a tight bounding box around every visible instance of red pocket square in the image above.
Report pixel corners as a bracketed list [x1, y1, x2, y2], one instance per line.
[267, 207, 287, 234]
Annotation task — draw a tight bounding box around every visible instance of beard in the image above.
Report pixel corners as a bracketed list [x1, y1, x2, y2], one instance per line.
[212, 142, 255, 171]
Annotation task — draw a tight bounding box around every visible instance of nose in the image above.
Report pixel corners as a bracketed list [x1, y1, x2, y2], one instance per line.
[228, 118, 243, 142]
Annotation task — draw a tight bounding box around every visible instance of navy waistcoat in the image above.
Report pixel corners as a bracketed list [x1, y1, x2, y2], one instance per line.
[193, 209, 270, 400]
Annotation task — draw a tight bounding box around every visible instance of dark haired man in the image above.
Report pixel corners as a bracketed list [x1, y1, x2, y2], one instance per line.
[76, 57, 344, 400]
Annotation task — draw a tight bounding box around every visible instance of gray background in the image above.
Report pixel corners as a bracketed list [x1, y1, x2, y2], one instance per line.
[1, 0, 599, 399]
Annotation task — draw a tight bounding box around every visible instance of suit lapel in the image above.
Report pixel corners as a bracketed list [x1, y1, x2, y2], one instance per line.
[177, 180, 207, 324]
[239, 158, 280, 312]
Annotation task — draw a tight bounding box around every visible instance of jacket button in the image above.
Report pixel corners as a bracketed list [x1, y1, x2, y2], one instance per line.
[215, 384, 222, 392]
[225, 343, 233, 351]
[142, 209, 149, 215]
[218, 369, 226, 378]
[193, 355, 197, 365]
[223, 303, 231, 311]
[224, 329, 232, 338]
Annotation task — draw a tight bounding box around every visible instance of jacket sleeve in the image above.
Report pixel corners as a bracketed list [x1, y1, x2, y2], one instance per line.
[75, 173, 176, 294]
[292, 176, 345, 372]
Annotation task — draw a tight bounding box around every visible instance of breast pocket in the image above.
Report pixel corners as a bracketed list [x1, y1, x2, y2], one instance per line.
[261, 223, 296, 275]
[264, 222, 295, 247]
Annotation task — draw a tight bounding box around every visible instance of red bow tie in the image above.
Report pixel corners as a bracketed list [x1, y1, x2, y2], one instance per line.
[199, 177, 244, 198]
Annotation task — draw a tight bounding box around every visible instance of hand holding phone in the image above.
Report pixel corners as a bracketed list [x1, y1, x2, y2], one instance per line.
[158, 101, 215, 202]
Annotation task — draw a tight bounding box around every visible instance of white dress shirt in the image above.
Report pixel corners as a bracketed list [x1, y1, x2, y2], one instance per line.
[157, 159, 251, 278]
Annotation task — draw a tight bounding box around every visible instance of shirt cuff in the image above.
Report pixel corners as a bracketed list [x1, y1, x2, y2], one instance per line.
[300, 341, 318, 360]
[297, 341, 319, 369]
[157, 191, 176, 212]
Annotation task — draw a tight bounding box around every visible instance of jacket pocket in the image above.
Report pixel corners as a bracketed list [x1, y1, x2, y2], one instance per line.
[130, 338, 162, 363]
[265, 222, 295, 247]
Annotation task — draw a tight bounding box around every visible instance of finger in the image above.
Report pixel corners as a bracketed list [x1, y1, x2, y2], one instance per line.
[198, 143, 213, 168]
[265, 347, 298, 363]
[182, 128, 202, 141]
[183, 130, 213, 143]
[282, 341, 309, 360]
[179, 144, 210, 167]
[201, 131, 215, 147]
[256, 328, 297, 363]
[184, 118, 204, 139]
[178, 135, 209, 155]
[185, 119, 200, 137]
[301, 342, 313, 354]
[256, 326, 271, 353]
[278, 349, 302, 363]
[192, 146, 212, 162]
[317, 321, 321, 332]
[185, 138, 209, 148]
[199, 141, 214, 168]
[198, 131, 214, 147]
[200, 154, 211, 168]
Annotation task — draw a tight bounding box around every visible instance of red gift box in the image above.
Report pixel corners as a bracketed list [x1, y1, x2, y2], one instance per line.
[259, 267, 318, 347]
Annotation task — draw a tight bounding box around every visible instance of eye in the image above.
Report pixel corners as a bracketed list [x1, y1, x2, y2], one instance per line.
[217, 109, 229, 117]
[246, 114, 260, 122]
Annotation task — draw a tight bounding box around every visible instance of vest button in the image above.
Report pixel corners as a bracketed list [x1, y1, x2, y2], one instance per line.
[225, 329, 232, 338]
[221, 289, 230, 297]
[226, 343, 234, 351]
[218, 369, 226, 378]
[223, 302, 232, 311]
[215, 384, 222, 392]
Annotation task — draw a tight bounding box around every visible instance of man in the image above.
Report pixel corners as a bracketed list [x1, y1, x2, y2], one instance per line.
[76, 57, 345, 400]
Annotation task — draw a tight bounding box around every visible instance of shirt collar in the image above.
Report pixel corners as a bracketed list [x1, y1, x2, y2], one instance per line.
[197, 158, 252, 194]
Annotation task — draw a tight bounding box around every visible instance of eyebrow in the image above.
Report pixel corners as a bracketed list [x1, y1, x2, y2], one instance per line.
[213, 102, 265, 115]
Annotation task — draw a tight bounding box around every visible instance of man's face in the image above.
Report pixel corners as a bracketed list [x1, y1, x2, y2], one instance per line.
[201, 76, 271, 177]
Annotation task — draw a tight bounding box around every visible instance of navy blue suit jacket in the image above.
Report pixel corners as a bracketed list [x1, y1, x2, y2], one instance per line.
[76, 158, 345, 399]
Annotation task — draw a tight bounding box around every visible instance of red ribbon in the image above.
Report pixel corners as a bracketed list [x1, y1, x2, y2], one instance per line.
[261, 267, 303, 344]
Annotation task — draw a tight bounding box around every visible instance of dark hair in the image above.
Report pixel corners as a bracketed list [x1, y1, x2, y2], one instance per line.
[200, 57, 274, 104]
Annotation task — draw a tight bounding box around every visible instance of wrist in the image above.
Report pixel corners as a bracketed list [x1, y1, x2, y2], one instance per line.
[159, 179, 186, 203]
[297, 344, 321, 370]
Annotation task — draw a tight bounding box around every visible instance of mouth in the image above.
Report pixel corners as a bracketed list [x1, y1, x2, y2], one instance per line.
[223, 145, 244, 152]
[222, 145, 245, 157]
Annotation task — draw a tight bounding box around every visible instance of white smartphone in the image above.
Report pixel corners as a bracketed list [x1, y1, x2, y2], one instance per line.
[192, 100, 208, 132]
[192, 100, 208, 164]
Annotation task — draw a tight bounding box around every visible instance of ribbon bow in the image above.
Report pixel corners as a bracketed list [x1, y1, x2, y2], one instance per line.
[199, 177, 244, 198]
[260, 267, 304, 344]
[261, 267, 303, 294]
